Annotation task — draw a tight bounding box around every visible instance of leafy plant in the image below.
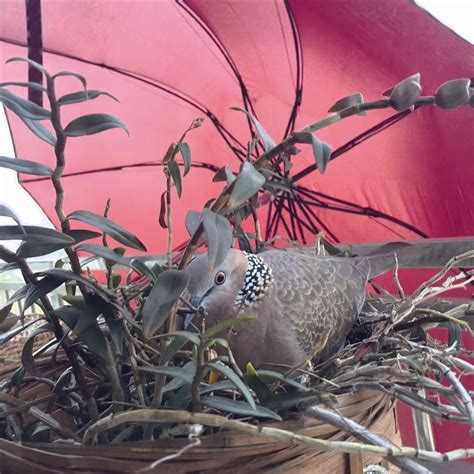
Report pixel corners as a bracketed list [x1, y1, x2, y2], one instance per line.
[0, 58, 473, 474]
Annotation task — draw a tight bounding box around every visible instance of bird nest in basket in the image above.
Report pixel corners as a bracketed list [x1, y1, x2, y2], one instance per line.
[1, 60, 474, 473]
[1, 249, 473, 473]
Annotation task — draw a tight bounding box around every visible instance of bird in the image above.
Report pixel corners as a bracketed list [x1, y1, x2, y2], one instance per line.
[183, 246, 420, 371]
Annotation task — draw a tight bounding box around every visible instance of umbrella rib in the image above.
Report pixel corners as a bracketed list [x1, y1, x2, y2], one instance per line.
[0, 36, 248, 161]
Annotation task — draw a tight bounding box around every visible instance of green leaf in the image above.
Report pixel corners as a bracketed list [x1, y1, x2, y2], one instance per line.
[162, 361, 196, 393]
[168, 160, 182, 198]
[292, 132, 332, 174]
[6, 57, 48, 74]
[21, 323, 55, 375]
[185, 210, 202, 237]
[199, 380, 236, 395]
[0, 155, 53, 176]
[204, 316, 254, 339]
[64, 229, 101, 243]
[202, 396, 281, 420]
[38, 268, 137, 327]
[0, 204, 25, 234]
[52, 71, 86, 90]
[231, 107, 276, 152]
[58, 90, 118, 106]
[0, 262, 20, 274]
[64, 114, 128, 137]
[206, 362, 256, 410]
[328, 92, 365, 114]
[3, 283, 31, 308]
[447, 321, 462, 351]
[0, 81, 46, 93]
[0, 89, 51, 120]
[130, 258, 157, 283]
[388, 73, 421, 112]
[0, 318, 39, 346]
[178, 142, 191, 176]
[53, 306, 107, 359]
[213, 165, 236, 184]
[166, 330, 201, 346]
[0, 225, 74, 244]
[23, 276, 63, 314]
[244, 372, 272, 402]
[18, 116, 56, 146]
[229, 161, 265, 208]
[256, 369, 311, 392]
[61, 294, 86, 309]
[162, 336, 188, 364]
[435, 78, 471, 109]
[139, 365, 194, 384]
[202, 208, 233, 272]
[76, 243, 134, 268]
[16, 241, 70, 258]
[142, 269, 189, 337]
[66, 210, 146, 251]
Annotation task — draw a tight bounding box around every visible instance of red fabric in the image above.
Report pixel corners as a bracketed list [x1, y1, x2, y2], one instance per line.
[1, 0, 473, 452]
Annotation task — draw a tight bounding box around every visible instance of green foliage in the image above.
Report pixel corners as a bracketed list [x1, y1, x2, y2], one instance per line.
[0, 57, 472, 446]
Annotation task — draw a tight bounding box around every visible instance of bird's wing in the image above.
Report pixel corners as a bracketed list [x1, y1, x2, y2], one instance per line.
[261, 251, 369, 357]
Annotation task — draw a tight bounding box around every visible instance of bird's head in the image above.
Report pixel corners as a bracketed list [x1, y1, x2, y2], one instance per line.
[182, 249, 273, 329]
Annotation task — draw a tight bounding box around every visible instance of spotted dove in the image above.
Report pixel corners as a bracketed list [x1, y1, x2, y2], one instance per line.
[184, 247, 415, 370]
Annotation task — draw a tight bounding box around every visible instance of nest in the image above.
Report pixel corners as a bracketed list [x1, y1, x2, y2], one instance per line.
[0, 353, 398, 473]
[1, 252, 473, 474]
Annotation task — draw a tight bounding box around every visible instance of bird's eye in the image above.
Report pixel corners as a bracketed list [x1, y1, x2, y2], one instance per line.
[214, 271, 226, 285]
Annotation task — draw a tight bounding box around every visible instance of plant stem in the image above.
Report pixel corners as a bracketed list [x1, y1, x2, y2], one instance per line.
[191, 343, 205, 412]
[0, 245, 99, 422]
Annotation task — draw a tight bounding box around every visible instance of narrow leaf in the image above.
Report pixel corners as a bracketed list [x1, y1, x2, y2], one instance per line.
[178, 142, 191, 176]
[257, 369, 311, 392]
[21, 323, 55, 375]
[213, 165, 236, 184]
[0, 155, 53, 176]
[139, 365, 194, 384]
[207, 362, 256, 410]
[229, 161, 265, 208]
[142, 269, 189, 337]
[66, 210, 146, 251]
[58, 90, 118, 106]
[0, 204, 25, 234]
[23, 277, 63, 313]
[204, 316, 254, 339]
[19, 116, 56, 146]
[202, 396, 281, 420]
[202, 208, 233, 271]
[52, 71, 86, 90]
[166, 330, 201, 346]
[159, 191, 167, 229]
[64, 114, 128, 137]
[328, 92, 365, 115]
[6, 57, 48, 74]
[76, 243, 135, 268]
[0, 89, 51, 120]
[168, 160, 182, 198]
[0, 225, 74, 244]
[231, 107, 276, 152]
[130, 258, 157, 283]
[0, 81, 46, 92]
[185, 210, 202, 237]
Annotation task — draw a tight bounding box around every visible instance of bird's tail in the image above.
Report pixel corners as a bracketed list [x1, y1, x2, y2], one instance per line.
[354, 242, 428, 279]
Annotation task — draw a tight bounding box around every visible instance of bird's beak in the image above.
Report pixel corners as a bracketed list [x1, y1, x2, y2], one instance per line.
[182, 295, 203, 330]
[182, 313, 195, 330]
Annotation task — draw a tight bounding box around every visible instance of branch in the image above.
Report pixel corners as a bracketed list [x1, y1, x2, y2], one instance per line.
[82, 408, 474, 465]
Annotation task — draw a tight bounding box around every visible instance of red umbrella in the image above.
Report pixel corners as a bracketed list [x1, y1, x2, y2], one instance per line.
[1, 0, 473, 453]
[1, 0, 473, 254]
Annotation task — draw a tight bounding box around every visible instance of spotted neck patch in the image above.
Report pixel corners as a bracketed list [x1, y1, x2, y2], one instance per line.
[235, 252, 274, 307]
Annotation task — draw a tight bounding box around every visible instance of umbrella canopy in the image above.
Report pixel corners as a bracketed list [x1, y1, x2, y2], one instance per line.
[1, 0, 473, 255]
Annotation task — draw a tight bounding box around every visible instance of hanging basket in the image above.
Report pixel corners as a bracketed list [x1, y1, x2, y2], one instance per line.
[0, 353, 400, 474]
